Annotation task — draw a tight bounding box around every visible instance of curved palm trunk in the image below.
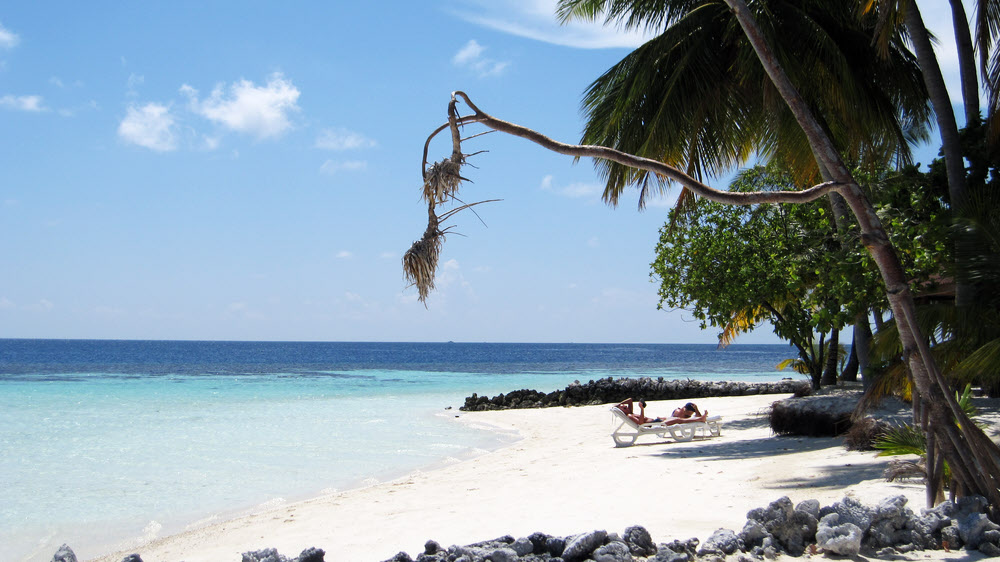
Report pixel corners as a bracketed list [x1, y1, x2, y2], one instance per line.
[725, 0, 1000, 511]
[905, 0, 974, 307]
[948, 0, 980, 125]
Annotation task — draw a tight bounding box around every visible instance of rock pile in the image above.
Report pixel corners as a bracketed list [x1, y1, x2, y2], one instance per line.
[378, 495, 1000, 561]
[50, 495, 1000, 561]
[460, 377, 809, 411]
[47, 546, 325, 562]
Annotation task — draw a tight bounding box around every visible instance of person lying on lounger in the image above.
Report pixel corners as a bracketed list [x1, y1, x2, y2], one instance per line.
[615, 398, 709, 425]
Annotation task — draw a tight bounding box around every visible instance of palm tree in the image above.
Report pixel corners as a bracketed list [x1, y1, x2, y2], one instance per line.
[565, 0, 930, 208]
[550, 0, 1000, 511]
[406, 0, 1000, 514]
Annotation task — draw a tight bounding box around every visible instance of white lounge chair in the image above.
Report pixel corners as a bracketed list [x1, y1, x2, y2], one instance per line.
[610, 406, 722, 447]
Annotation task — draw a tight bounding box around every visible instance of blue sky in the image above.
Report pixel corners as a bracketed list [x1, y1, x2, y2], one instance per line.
[0, 1, 961, 344]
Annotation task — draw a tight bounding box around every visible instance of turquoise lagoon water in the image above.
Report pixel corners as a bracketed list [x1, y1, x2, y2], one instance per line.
[0, 340, 800, 561]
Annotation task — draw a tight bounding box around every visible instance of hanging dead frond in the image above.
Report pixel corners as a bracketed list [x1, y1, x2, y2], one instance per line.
[422, 156, 466, 204]
[403, 213, 444, 304]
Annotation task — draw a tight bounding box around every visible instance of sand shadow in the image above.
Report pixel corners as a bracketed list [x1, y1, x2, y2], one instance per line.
[650, 433, 845, 461]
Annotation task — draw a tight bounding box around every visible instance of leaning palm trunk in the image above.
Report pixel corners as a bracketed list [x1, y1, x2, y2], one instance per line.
[903, 0, 973, 307]
[725, 0, 1000, 512]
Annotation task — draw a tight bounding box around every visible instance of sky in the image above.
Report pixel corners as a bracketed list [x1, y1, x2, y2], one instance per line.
[0, 1, 965, 344]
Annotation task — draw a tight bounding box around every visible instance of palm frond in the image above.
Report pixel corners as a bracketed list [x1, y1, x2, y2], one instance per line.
[874, 423, 926, 458]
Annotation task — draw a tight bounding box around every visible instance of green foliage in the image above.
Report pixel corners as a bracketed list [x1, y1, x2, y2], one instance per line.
[559, 0, 931, 205]
[874, 423, 926, 458]
[872, 385, 979, 486]
[652, 164, 948, 387]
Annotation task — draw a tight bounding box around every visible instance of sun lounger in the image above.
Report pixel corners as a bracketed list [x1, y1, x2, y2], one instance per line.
[610, 406, 722, 447]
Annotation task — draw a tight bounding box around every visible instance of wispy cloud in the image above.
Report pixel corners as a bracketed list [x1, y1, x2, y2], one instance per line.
[126, 73, 144, 97]
[451, 0, 653, 49]
[453, 40, 509, 78]
[118, 103, 177, 151]
[316, 128, 376, 150]
[335, 250, 353, 259]
[539, 174, 602, 199]
[0, 94, 45, 112]
[320, 159, 367, 175]
[0, 22, 18, 49]
[181, 73, 300, 139]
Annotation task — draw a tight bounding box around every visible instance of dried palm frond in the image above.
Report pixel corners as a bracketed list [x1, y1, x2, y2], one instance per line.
[884, 458, 927, 483]
[423, 156, 465, 204]
[403, 215, 444, 304]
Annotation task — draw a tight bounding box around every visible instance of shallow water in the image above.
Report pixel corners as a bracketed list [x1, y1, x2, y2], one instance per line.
[0, 340, 800, 561]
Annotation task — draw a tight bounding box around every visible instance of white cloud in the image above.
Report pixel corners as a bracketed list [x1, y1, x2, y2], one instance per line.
[0, 297, 14, 310]
[24, 299, 54, 312]
[0, 22, 18, 49]
[0, 94, 45, 112]
[539, 174, 602, 199]
[320, 159, 367, 174]
[452, 40, 509, 78]
[316, 128, 377, 150]
[452, 0, 654, 49]
[336, 250, 353, 259]
[454, 40, 485, 65]
[118, 103, 177, 151]
[182, 73, 300, 139]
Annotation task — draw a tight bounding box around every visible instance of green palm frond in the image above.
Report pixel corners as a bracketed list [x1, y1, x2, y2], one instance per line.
[776, 357, 807, 374]
[874, 423, 926, 458]
[565, 0, 930, 206]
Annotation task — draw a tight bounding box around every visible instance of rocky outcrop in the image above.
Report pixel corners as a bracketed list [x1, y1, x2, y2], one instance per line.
[54, 495, 1000, 562]
[460, 377, 809, 411]
[376, 495, 999, 561]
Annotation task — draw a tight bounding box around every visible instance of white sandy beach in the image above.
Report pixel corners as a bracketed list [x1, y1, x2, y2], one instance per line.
[92, 393, 988, 562]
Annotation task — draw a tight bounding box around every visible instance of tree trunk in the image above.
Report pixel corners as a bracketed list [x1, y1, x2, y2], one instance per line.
[853, 312, 874, 388]
[821, 328, 839, 386]
[905, 0, 973, 306]
[948, 0, 980, 126]
[724, 0, 1000, 512]
[841, 331, 859, 383]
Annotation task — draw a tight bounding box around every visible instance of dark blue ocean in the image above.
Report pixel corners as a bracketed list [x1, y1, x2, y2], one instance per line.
[0, 340, 800, 561]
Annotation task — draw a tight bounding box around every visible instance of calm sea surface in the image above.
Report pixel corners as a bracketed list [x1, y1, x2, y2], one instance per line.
[0, 339, 800, 561]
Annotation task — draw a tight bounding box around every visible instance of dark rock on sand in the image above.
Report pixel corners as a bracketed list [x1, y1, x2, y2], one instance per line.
[241, 547, 324, 562]
[623, 525, 657, 557]
[697, 529, 741, 556]
[51, 545, 78, 562]
[58, 494, 1000, 562]
[460, 377, 808, 411]
[561, 529, 607, 561]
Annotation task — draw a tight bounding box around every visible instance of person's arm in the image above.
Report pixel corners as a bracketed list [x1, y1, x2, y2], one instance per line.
[616, 398, 635, 415]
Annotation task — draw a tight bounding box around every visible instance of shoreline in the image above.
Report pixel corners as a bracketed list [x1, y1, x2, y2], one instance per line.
[90, 393, 986, 562]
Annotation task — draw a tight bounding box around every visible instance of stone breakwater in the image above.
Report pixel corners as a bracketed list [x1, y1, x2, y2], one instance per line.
[52, 495, 999, 562]
[460, 377, 810, 411]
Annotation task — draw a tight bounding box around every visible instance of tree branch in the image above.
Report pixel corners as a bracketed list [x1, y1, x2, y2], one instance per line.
[447, 91, 843, 206]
